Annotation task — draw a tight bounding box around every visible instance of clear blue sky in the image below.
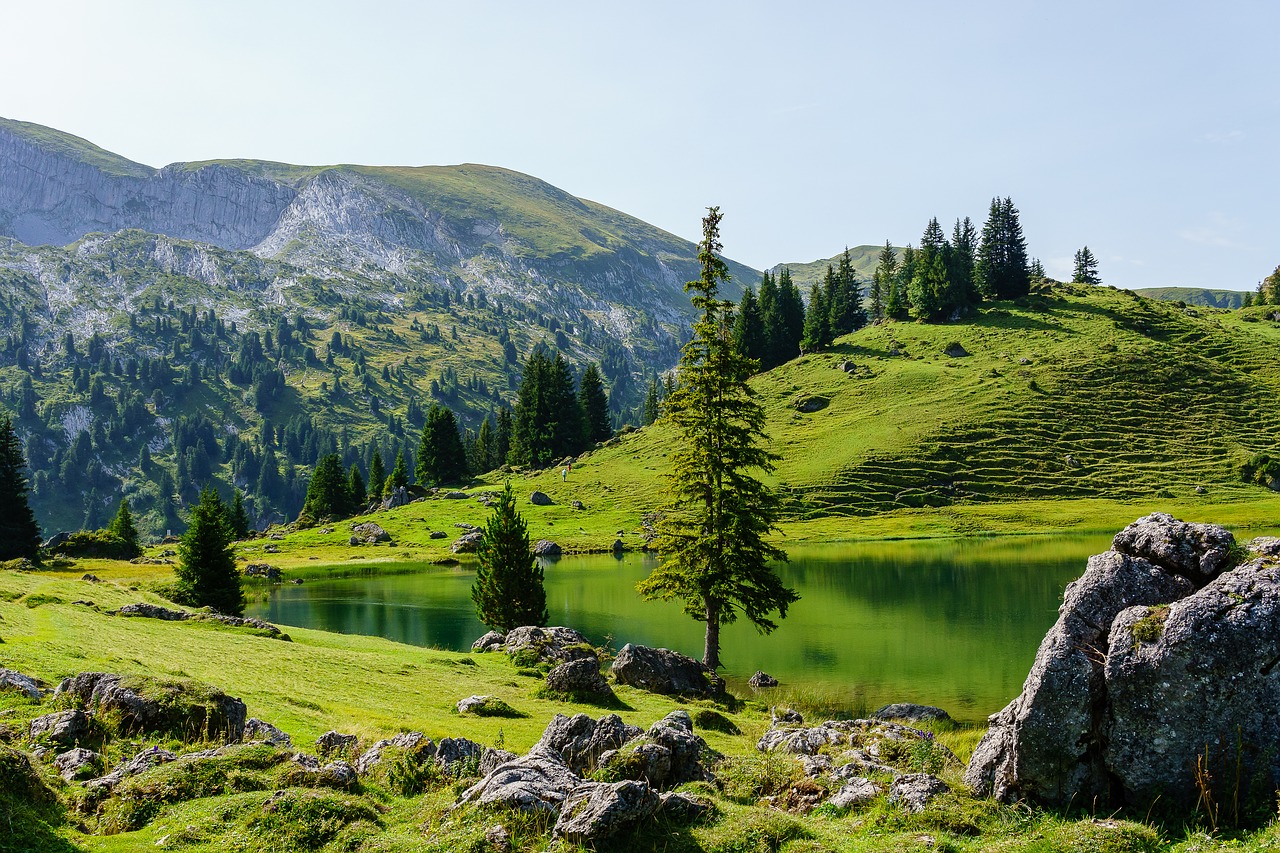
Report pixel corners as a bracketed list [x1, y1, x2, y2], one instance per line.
[3, 0, 1276, 289]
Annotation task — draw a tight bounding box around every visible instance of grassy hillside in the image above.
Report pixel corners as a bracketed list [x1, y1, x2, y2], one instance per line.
[769, 245, 889, 293]
[0, 117, 155, 179]
[1134, 286, 1250, 309]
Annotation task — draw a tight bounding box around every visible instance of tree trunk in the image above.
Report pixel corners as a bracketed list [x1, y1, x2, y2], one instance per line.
[703, 599, 721, 670]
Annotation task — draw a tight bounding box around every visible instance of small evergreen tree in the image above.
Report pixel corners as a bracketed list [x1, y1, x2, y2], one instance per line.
[348, 464, 367, 509]
[1072, 246, 1101, 284]
[0, 416, 41, 561]
[228, 489, 251, 539]
[388, 450, 409, 491]
[107, 498, 142, 557]
[369, 451, 386, 503]
[471, 482, 547, 631]
[300, 453, 352, 524]
[732, 287, 767, 365]
[642, 377, 662, 426]
[802, 275, 833, 351]
[176, 487, 244, 616]
[416, 404, 469, 486]
[578, 363, 612, 445]
[871, 241, 897, 323]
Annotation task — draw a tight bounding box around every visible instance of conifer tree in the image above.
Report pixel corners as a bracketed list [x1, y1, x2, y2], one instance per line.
[950, 217, 978, 306]
[775, 269, 806, 364]
[176, 487, 244, 616]
[803, 274, 833, 351]
[871, 241, 897, 323]
[495, 408, 513, 466]
[300, 453, 352, 523]
[975, 197, 1031, 299]
[732, 287, 767, 366]
[228, 489, 251, 539]
[889, 245, 916, 319]
[831, 248, 867, 334]
[471, 482, 546, 631]
[637, 207, 797, 670]
[107, 498, 142, 557]
[388, 450, 409, 491]
[348, 464, 367, 509]
[1072, 246, 1101, 284]
[416, 404, 469, 486]
[366, 450, 385, 504]
[0, 416, 41, 561]
[642, 377, 661, 426]
[473, 416, 496, 473]
[578, 363, 612, 445]
[757, 271, 785, 370]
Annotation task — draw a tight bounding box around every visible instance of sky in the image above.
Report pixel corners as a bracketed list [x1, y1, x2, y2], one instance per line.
[2, 0, 1276, 289]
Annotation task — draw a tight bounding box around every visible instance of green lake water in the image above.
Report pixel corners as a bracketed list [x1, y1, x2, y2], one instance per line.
[247, 534, 1121, 723]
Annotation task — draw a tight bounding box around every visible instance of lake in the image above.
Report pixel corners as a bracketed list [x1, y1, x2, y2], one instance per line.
[246, 534, 1121, 723]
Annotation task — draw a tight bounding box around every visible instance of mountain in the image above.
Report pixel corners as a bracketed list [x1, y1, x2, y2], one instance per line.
[0, 117, 763, 535]
[769, 244, 889, 293]
[1132, 287, 1250, 309]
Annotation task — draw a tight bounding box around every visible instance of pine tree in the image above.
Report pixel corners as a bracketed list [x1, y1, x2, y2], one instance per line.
[1263, 265, 1280, 303]
[637, 207, 797, 670]
[348, 464, 367, 509]
[871, 241, 897, 322]
[732, 287, 767, 365]
[388, 450, 409, 491]
[228, 489, 251, 539]
[368, 450, 386, 504]
[949, 217, 978, 307]
[0, 416, 41, 561]
[642, 377, 661, 426]
[300, 453, 352, 524]
[416, 404, 469, 486]
[757, 271, 785, 370]
[775, 269, 806, 364]
[176, 487, 244, 616]
[831, 248, 867, 334]
[578, 363, 612, 445]
[889, 245, 916, 319]
[471, 482, 546, 631]
[107, 498, 142, 558]
[802, 274, 833, 351]
[1072, 246, 1101, 284]
[495, 408, 513, 466]
[512, 348, 581, 467]
[473, 415, 496, 473]
[975, 197, 1031, 299]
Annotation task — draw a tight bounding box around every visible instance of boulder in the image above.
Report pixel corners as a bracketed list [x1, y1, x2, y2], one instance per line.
[317, 760, 358, 789]
[748, 670, 779, 688]
[351, 522, 392, 544]
[430, 530, 448, 539]
[243, 564, 283, 582]
[943, 342, 969, 358]
[597, 710, 714, 789]
[54, 748, 103, 781]
[610, 644, 719, 697]
[889, 773, 949, 813]
[533, 539, 562, 558]
[612, 539, 625, 554]
[0, 668, 42, 700]
[793, 395, 829, 413]
[552, 780, 661, 845]
[243, 718, 291, 747]
[964, 514, 1280, 812]
[545, 659, 613, 697]
[435, 737, 485, 776]
[658, 790, 713, 823]
[530, 491, 553, 506]
[452, 531, 484, 554]
[54, 673, 247, 742]
[456, 696, 517, 717]
[456, 747, 581, 814]
[481, 748, 518, 777]
[116, 602, 189, 620]
[355, 732, 431, 775]
[829, 777, 880, 809]
[871, 703, 953, 725]
[29, 710, 91, 748]
[471, 630, 507, 653]
[504, 626, 597, 665]
[43, 531, 71, 550]
[84, 746, 177, 796]
[535, 713, 641, 775]
[443, 491, 469, 499]
[571, 500, 585, 510]
[381, 486, 411, 510]
[316, 730, 358, 757]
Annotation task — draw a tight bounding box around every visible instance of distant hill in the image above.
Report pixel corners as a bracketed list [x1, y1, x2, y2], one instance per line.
[769, 245, 890, 293]
[1132, 287, 1249, 309]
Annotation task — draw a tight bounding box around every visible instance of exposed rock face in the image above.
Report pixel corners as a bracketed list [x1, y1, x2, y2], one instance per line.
[0, 668, 42, 700]
[966, 514, 1280, 812]
[871, 704, 953, 725]
[456, 747, 581, 814]
[544, 659, 613, 697]
[552, 780, 661, 845]
[610, 644, 719, 697]
[597, 710, 714, 789]
[533, 539, 562, 557]
[504, 626, 597, 665]
[243, 718, 291, 747]
[316, 730, 358, 757]
[29, 710, 91, 748]
[889, 774, 949, 813]
[54, 673, 247, 742]
[535, 713, 641, 775]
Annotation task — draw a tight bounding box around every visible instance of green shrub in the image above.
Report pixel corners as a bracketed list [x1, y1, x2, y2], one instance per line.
[47, 529, 140, 560]
[246, 790, 382, 851]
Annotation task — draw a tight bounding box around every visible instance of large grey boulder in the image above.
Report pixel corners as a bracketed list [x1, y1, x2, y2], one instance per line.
[451, 531, 484, 554]
[243, 718, 291, 747]
[872, 703, 953, 725]
[597, 710, 714, 789]
[456, 747, 581, 814]
[535, 713, 641, 775]
[471, 630, 506, 653]
[552, 780, 660, 844]
[54, 747, 103, 781]
[351, 522, 391, 544]
[965, 514, 1280, 812]
[610, 644, 719, 697]
[533, 539, 562, 558]
[54, 673, 247, 742]
[829, 777, 880, 809]
[889, 774, 949, 813]
[504, 626, 597, 665]
[435, 737, 485, 776]
[29, 710, 91, 748]
[0, 668, 42, 700]
[355, 732, 430, 775]
[545, 658, 613, 697]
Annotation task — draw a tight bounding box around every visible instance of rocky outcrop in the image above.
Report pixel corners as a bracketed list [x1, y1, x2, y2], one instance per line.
[243, 718, 291, 747]
[966, 514, 1280, 812]
[533, 539, 561, 557]
[315, 731, 358, 757]
[0, 668, 42, 700]
[610, 644, 719, 697]
[889, 774, 950, 813]
[504, 626, 597, 665]
[596, 710, 715, 789]
[54, 748, 103, 781]
[748, 670, 779, 688]
[552, 780, 660, 845]
[535, 713, 641, 775]
[54, 673, 247, 742]
[29, 710, 91, 748]
[114, 603, 286, 637]
[350, 522, 391, 544]
[83, 746, 177, 796]
[456, 747, 581, 814]
[452, 531, 484, 554]
[871, 704, 953, 725]
[544, 659, 613, 698]
[471, 630, 506, 653]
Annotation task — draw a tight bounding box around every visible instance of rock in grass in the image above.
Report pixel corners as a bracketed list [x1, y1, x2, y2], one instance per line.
[243, 718, 291, 747]
[889, 773, 949, 812]
[451, 531, 484, 554]
[471, 630, 506, 653]
[54, 747, 103, 781]
[610, 644, 719, 697]
[0, 668, 42, 700]
[83, 747, 177, 796]
[748, 670, 779, 688]
[552, 780, 661, 844]
[530, 491, 554, 506]
[533, 539, 562, 558]
[316, 731, 358, 757]
[351, 522, 392, 544]
[435, 737, 485, 776]
[596, 710, 715, 789]
[504, 626, 597, 665]
[29, 710, 91, 748]
[55, 673, 247, 742]
[456, 747, 581, 814]
[535, 713, 641, 775]
[544, 659, 612, 698]
[457, 696, 520, 717]
[871, 703, 953, 725]
[828, 777, 880, 809]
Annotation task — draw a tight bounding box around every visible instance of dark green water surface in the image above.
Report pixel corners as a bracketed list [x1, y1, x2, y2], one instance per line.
[247, 535, 1117, 722]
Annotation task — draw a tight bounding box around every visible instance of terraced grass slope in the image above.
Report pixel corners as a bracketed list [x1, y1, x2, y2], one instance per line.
[1134, 286, 1250, 309]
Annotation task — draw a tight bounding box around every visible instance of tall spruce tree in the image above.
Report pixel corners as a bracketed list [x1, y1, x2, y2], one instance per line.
[368, 450, 386, 504]
[803, 272, 834, 351]
[471, 481, 546, 631]
[348, 464, 367, 509]
[0, 416, 41, 561]
[176, 487, 244, 616]
[871, 241, 897, 322]
[889, 245, 916, 319]
[1072, 246, 1101, 284]
[512, 349, 581, 467]
[228, 489, 252, 539]
[637, 207, 797, 670]
[950, 217, 979, 307]
[775, 269, 806, 364]
[732, 287, 767, 366]
[578, 363, 612, 445]
[416, 404, 469, 486]
[757, 271, 785, 370]
[975, 197, 1031, 299]
[300, 453, 352, 523]
[642, 377, 661, 426]
[107, 498, 142, 558]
